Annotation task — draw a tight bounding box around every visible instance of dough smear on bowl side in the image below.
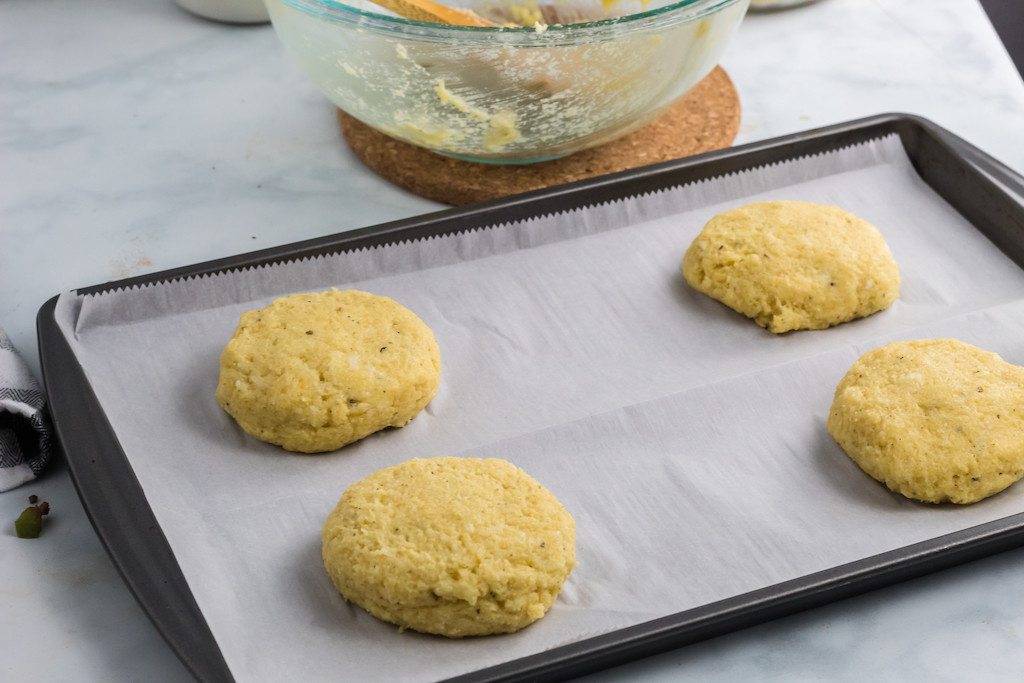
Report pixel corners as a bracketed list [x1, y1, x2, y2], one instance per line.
[682, 200, 900, 333]
[322, 456, 577, 637]
[827, 338, 1024, 504]
[215, 289, 441, 453]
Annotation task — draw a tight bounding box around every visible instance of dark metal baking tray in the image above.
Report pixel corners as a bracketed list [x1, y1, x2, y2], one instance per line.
[36, 113, 1024, 683]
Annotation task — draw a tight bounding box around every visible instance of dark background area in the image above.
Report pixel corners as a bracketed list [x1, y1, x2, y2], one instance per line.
[980, 0, 1024, 76]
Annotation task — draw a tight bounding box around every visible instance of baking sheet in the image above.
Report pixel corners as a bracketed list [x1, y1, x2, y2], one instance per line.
[49, 132, 1024, 682]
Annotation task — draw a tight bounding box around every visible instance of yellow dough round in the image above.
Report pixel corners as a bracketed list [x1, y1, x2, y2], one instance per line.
[322, 457, 577, 637]
[216, 289, 441, 453]
[827, 339, 1024, 504]
[682, 201, 900, 333]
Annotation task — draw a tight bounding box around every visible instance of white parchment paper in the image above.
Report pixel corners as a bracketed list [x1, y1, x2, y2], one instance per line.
[54, 136, 1024, 682]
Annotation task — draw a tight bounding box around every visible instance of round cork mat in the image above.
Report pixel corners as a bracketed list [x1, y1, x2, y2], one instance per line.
[338, 66, 740, 206]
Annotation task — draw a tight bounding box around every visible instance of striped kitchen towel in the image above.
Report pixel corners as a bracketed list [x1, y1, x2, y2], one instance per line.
[0, 327, 52, 492]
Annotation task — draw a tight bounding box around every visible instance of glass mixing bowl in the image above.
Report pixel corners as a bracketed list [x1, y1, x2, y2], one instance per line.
[266, 0, 750, 163]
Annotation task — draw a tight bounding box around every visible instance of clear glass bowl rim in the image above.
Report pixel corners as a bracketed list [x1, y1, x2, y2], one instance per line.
[270, 0, 747, 40]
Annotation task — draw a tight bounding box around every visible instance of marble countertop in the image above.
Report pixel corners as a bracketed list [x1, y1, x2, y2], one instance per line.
[2, 0, 1023, 680]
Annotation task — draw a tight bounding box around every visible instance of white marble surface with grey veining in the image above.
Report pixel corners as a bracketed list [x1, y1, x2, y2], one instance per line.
[1, 0, 1023, 681]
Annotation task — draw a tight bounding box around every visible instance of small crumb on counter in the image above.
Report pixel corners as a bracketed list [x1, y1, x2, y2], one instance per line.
[15, 497, 50, 539]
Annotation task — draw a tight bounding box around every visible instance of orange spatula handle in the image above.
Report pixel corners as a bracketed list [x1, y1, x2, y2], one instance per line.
[371, 0, 498, 26]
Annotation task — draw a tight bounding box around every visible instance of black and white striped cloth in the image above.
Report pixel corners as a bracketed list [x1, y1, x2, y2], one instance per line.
[0, 328, 52, 492]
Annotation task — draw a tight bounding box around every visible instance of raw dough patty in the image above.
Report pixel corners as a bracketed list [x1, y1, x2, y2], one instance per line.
[216, 289, 440, 453]
[827, 339, 1024, 504]
[682, 201, 900, 333]
[322, 457, 577, 637]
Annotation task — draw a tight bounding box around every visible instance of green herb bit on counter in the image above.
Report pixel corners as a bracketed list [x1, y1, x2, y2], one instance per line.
[15, 498, 50, 539]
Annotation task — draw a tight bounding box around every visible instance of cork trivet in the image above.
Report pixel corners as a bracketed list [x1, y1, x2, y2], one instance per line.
[338, 66, 740, 206]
